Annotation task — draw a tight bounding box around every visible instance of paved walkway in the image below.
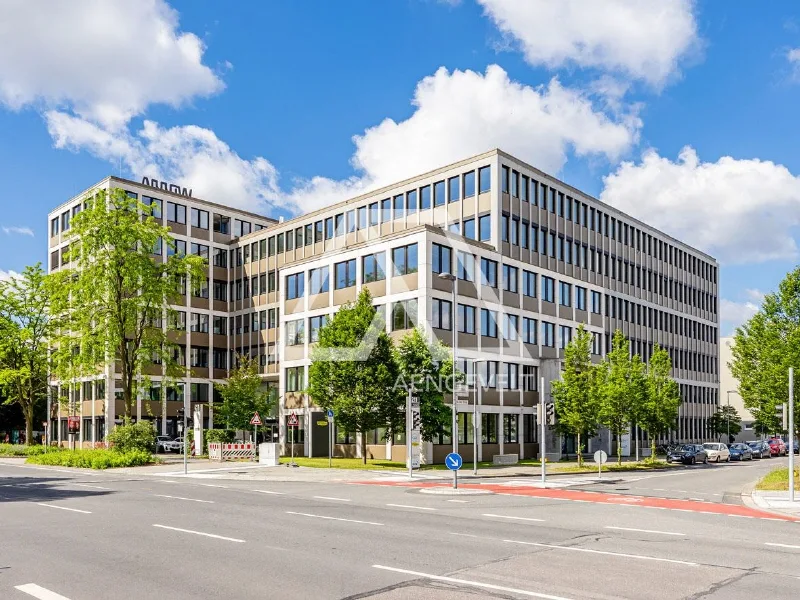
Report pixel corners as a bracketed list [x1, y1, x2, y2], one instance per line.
[750, 490, 800, 518]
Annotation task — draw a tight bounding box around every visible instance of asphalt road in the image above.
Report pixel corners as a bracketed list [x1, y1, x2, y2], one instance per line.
[1, 458, 799, 600]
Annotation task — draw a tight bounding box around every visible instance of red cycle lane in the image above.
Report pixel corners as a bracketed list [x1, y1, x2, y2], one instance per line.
[352, 480, 800, 523]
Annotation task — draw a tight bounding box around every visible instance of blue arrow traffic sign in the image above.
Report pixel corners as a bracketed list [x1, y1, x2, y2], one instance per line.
[445, 452, 463, 471]
[326, 409, 334, 418]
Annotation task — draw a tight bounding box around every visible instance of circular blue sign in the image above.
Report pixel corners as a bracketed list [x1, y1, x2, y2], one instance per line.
[445, 452, 463, 471]
[326, 409, 334, 418]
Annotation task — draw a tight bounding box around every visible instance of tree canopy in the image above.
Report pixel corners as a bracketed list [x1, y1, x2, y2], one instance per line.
[707, 405, 742, 443]
[639, 344, 681, 455]
[213, 354, 276, 431]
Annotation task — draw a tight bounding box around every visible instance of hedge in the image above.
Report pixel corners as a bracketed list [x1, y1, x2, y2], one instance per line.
[0, 444, 47, 457]
[26, 449, 154, 469]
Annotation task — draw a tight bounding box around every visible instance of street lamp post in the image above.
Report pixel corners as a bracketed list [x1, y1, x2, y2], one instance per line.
[471, 358, 485, 476]
[438, 272, 458, 485]
[726, 390, 737, 444]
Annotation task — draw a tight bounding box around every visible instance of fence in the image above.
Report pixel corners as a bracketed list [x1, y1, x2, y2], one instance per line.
[208, 442, 255, 461]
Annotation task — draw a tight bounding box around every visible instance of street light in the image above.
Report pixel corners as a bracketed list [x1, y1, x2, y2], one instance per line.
[438, 271, 458, 483]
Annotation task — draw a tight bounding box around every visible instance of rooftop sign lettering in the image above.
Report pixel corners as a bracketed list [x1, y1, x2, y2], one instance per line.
[141, 177, 192, 198]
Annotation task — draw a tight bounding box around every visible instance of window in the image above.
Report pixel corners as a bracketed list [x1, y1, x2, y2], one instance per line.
[392, 243, 418, 276]
[522, 317, 537, 344]
[362, 253, 386, 283]
[503, 414, 518, 443]
[520, 220, 528, 248]
[286, 273, 304, 300]
[277, 233, 284, 253]
[503, 314, 518, 341]
[393, 195, 404, 220]
[213, 280, 227, 302]
[381, 199, 391, 222]
[480, 309, 498, 337]
[502, 265, 518, 293]
[520, 175, 529, 202]
[190, 347, 208, 368]
[286, 229, 294, 251]
[480, 258, 497, 287]
[576, 286, 587, 311]
[295, 226, 304, 247]
[286, 319, 305, 346]
[166, 202, 186, 224]
[458, 304, 475, 334]
[315, 220, 324, 242]
[448, 176, 460, 202]
[335, 259, 357, 289]
[170, 311, 186, 331]
[511, 170, 519, 197]
[190, 208, 209, 229]
[325, 217, 334, 239]
[432, 243, 452, 275]
[480, 362, 498, 389]
[144, 197, 162, 218]
[309, 266, 329, 295]
[542, 276, 555, 302]
[522, 271, 536, 297]
[559, 325, 572, 349]
[591, 291, 602, 314]
[592, 332, 602, 355]
[482, 414, 498, 443]
[541, 322, 555, 347]
[559, 282, 571, 307]
[190, 313, 209, 333]
[50, 217, 59, 237]
[501, 165, 509, 193]
[479, 166, 491, 193]
[392, 299, 417, 331]
[309, 315, 328, 343]
[433, 180, 446, 206]
[212, 247, 227, 268]
[268, 271, 276, 292]
[463, 218, 475, 240]
[213, 214, 230, 234]
[501, 214, 509, 242]
[285, 367, 304, 392]
[406, 190, 418, 214]
[432, 298, 452, 330]
[212, 316, 227, 335]
[190, 243, 209, 260]
[478, 214, 491, 242]
[192, 277, 209, 299]
[420, 185, 431, 210]
[464, 171, 475, 197]
[306, 222, 314, 244]
[457, 251, 474, 281]
[268, 308, 278, 329]
[363, 202, 377, 227]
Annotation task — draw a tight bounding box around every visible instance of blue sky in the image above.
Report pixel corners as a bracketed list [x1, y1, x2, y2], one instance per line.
[1, 0, 799, 335]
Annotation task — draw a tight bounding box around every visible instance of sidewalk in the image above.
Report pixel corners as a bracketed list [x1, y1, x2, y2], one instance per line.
[749, 491, 800, 519]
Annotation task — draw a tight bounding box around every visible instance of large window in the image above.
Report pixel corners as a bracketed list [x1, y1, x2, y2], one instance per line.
[522, 317, 537, 344]
[480, 309, 498, 338]
[335, 259, 357, 289]
[479, 214, 491, 242]
[191, 208, 209, 229]
[362, 253, 386, 283]
[432, 243, 452, 275]
[522, 270, 536, 297]
[213, 214, 230, 234]
[420, 185, 431, 210]
[392, 243, 418, 276]
[190, 242, 209, 260]
[559, 325, 572, 349]
[144, 196, 162, 218]
[576, 286, 587, 311]
[190, 347, 208, 368]
[369, 202, 379, 226]
[432, 298, 452, 330]
[458, 304, 475, 334]
[482, 413, 498, 443]
[559, 282, 572, 307]
[478, 166, 491, 193]
[392, 299, 417, 331]
[542, 276, 555, 303]
[166, 202, 186, 224]
[591, 290, 602, 314]
[448, 176, 460, 202]
[541, 321, 555, 347]
[463, 218, 476, 240]
[309, 315, 328, 343]
[190, 313, 209, 333]
[433, 180, 446, 207]
[406, 190, 417, 214]
[393, 195, 404, 220]
[502, 265, 518, 293]
[286, 273, 304, 300]
[480, 258, 497, 287]
[285, 367, 304, 392]
[325, 217, 334, 239]
[381, 199, 391, 222]
[503, 314, 518, 341]
[464, 171, 476, 197]
[503, 414, 518, 443]
[286, 319, 305, 346]
[309, 267, 329, 295]
[457, 251, 474, 282]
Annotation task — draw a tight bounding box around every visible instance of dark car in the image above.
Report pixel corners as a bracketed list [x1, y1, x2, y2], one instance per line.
[666, 444, 708, 465]
[768, 438, 787, 457]
[728, 443, 753, 461]
[747, 440, 769, 459]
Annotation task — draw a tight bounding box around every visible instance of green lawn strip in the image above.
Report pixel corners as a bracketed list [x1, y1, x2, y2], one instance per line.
[25, 449, 157, 469]
[755, 467, 800, 491]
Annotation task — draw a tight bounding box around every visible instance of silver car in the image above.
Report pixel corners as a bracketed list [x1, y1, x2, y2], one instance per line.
[703, 442, 730, 463]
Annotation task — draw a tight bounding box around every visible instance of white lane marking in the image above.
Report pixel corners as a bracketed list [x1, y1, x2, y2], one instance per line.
[35, 503, 91, 514]
[504, 540, 698, 566]
[72, 483, 111, 490]
[286, 511, 383, 526]
[448, 499, 470, 503]
[604, 526, 685, 537]
[450, 532, 481, 538]
[372, 565, 573, 600]
[199, 483, 228, 489]
[155, 494, 214, 504]
[253, 489, 284, 495]
[152, 524, 245, 543]
[313, 496, 351, 502]
[765, 542, 800, 550]
[386, 503, 436, 511]
[14, 583, 71, 600]
[483, 513, 546, 523]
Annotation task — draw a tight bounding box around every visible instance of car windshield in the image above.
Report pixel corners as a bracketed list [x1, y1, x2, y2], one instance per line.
[702, 443, 715, 449]
[681, 445, 695, 451]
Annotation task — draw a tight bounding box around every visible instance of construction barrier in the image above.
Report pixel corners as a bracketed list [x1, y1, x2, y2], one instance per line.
[208, 442, 256, 461]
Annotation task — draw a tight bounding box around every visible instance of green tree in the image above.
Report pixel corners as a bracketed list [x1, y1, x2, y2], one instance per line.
[552, 325, 600, 466]
[598, 330, 635, 465]
[307, 289, 401, 463]
[639, 345, 681, 457]
[213, 354, 276, 430]
[707, 405, 742, 443]
[731, 269, 800, 439]
[51, 188, 205, 423]
[0, 264, 59, 444]
[394, 328, 453, 443]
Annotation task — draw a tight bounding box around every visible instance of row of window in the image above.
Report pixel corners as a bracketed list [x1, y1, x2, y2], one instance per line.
[624, 337, 717, 377]
[500, 164, 716, 283]
[606, 295, 717, 344]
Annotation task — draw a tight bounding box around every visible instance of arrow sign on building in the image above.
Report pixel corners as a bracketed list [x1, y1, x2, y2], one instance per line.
[250, 412, 262, 426]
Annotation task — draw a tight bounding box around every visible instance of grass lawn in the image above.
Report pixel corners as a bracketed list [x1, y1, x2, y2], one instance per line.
[755, 467, 800, 491]
[279, 457, 406, 470]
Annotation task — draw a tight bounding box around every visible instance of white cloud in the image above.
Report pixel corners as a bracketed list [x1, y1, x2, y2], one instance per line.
[600, 147, 800, 264]
[2, 226, 33, 237]
[788, 48, 800, 80]
[476, 0, 699, 86]
[720, 298, 760, 334]
[0, 0, 223, 129]
[0, 269, 20, 282]
[48, 65, 641, 216]
[744, 288, 765, 303]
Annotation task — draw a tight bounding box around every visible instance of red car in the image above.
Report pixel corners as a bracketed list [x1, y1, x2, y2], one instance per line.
[767, 438, 787, 456]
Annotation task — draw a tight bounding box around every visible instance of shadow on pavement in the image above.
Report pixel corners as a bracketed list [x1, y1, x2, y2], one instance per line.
[0, 476, 112, 503]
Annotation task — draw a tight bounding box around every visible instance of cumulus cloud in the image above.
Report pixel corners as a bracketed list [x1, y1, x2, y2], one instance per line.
[0, 269, 21, 282]
[2, 226, 33, 237]
[0, 0, 223, 129]
[720, 298, 760, 335]
[477, 0, 699, 86]
[600, 147, 800, 264]
[788, 48, 800, 80]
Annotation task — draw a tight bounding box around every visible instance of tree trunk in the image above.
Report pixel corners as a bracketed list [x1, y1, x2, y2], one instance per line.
[651, 440, 657, 460]
[24, 404, 34, 446]
[617, 435, 622, 466]
[361, 433, 367, 465]
[576, 432, 582, 467]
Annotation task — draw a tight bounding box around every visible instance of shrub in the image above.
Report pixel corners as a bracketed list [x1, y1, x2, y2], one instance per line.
[0, 444, 47, 457]
[206, 429, 236, 445]
[107, 421, 157, 453]
[26, 449, 153, 469]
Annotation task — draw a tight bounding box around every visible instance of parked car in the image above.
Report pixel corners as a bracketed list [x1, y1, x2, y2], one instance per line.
[767, 438, 787, 457]
[703, 442, 731, 463]
[728, 443, 753, 461]
[666, 444, 708, 465]
[166, 437, 185, 454]
[748, 440, 771, 458]
[156, 436, 173, 454]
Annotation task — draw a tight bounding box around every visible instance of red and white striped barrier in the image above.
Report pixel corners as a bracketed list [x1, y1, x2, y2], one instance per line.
[208, 442, 255, 461]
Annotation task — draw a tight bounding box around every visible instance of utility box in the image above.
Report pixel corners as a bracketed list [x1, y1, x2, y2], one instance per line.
[259, 443, 280, 466]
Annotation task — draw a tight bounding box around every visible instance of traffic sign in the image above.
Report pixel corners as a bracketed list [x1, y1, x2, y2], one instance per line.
[250, 412, 262, 426]
[593, 450, 608, 464]
[287, 412, 299, 427]
[445, 452, 463, 471]
[326, 409, 334, 418]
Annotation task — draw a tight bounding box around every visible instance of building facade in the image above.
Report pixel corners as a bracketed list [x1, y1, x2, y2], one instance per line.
[47, 149, 720, 459]
[719, 337, 756, 442]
